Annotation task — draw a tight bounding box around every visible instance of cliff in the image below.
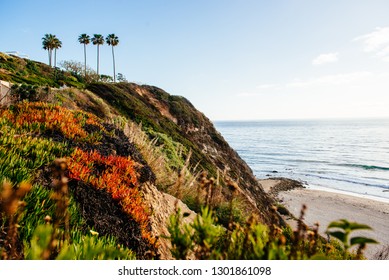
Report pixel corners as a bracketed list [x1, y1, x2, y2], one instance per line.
[0, 52, 280, 259]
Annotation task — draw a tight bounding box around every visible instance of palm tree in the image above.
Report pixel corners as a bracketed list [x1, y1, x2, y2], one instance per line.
[78, 34, 90, 77]
[106, 34, 119, 82]
[42, 34, 56, 67]
[91, 34, 104, 76]
[53, 37, 62, 69]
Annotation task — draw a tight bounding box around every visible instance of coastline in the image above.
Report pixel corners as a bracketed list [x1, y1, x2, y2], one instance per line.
[259, 178, 389, 260]
[305, 184, 389, 204]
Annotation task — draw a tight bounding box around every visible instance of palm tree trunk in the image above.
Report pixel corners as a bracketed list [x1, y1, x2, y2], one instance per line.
[112, 46, 116, 82]
[84, 44, 87, 77]
[48, 49, 52, 67]
[54, 48, 57, 79]
[54, 49, 57, 68]
[97, 45, 100, 77]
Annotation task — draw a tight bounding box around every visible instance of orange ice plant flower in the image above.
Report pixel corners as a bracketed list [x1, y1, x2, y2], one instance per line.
[67, 148, 152, 242]
[0, 102, 102, 142]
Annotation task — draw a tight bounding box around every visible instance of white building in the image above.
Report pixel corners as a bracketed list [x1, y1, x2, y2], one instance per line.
[4, 51, 29, 59]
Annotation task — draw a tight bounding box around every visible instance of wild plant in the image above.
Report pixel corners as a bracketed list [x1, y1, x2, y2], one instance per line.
[11, 84, 38, 102]
[25, 225, 135, 260]
[67, 148, 153, 244]
[1, 162, 137, 260]
[1, 102, 104, 143]
[0, 181, 32, 259]
[326, 219, 378, 259]
[39, 158, 70, 259]
[167, 174, 377, 260]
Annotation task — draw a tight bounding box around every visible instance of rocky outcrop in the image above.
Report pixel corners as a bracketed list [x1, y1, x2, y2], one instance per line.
[141, 183, 196, 259]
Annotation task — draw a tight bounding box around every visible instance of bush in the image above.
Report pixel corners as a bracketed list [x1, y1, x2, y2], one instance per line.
[25, 225, 135, 260]
[11, 84, 38, 101]
[167, 206, 376, 260]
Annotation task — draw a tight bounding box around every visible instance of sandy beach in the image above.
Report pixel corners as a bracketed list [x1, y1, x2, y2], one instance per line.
[259, 178, 389, 259]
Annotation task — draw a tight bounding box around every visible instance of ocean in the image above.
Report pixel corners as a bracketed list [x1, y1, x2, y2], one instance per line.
[214, 119, 389, 201]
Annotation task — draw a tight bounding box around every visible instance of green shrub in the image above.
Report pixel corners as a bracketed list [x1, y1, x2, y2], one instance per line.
[167, 206, 375, 260]
[11, 84, 38, 101]
[148, 130, 187, 170]
[24, 225, 135, 260]
[326, 219, 378, 259]
[0, 124, 68, 183]
[214, 201, 244, 227]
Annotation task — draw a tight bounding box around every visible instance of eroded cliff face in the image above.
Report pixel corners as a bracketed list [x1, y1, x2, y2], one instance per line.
[0, 53, 281, 260]
[87, 83, 279, 225]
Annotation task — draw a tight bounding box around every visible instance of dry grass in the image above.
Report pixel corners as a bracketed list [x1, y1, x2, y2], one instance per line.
[373, 244, 389, 260]
[123, 121, 222, 211]
[0, 181, 32, 259]
[40, 158, 70, 259]
[124, 122, 178, 190]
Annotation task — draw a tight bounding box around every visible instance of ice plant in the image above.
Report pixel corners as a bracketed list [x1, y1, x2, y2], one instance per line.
[0, 102, 102, 143]
[67, 148, 152, 242]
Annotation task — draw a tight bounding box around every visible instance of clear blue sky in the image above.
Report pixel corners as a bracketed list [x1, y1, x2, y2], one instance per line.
[1, 0, 389, 120]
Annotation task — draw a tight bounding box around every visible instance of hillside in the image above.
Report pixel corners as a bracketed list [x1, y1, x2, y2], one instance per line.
[2, 53, 370, 260]
[0, 52, 285, 259]
[0, 52, 279, 218]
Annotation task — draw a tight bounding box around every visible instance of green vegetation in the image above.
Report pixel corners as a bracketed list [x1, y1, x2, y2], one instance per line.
[11, 83, 39, 102]
[42, 34, 59, 68]
[59, 60, 100, 84]
[86, 83, 218, 178]
[0, 116, 68, 183]
[0, 102, 152, 259]
[1, 179, 136, 260]
[167, 206, 376, 260]
[166, 172, 377, 260]
[326, 219, 378, 259]
[26, 224, 135, 260]
[0, 53, 86, 88]
[0, 53, 380, 260]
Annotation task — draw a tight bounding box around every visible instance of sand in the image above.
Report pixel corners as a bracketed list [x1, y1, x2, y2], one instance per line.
[258, 179, 389, 259]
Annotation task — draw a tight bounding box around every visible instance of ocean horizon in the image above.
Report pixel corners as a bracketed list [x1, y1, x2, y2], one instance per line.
[214, 118, 389, 201]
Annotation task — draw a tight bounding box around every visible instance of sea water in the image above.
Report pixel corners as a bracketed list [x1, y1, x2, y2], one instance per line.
[214, 119, 389, 201]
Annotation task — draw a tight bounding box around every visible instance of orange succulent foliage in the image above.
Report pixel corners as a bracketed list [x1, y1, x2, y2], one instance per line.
[67, 148, 152, 242]
[0, 102, 102, 142]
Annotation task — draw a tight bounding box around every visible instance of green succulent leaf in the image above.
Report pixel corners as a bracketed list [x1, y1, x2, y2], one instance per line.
[350, 237, 378, 246]
[327, 219, 372, 231]
[347, 222, 372, 231]
[327, 219, 349, 230]
[327, 231, 346, 243]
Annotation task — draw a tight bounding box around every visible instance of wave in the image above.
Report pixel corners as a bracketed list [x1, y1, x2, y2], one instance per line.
[301, 173, 389, 189]
[292, 158, 331, 164]
[337, 164, 389, 171]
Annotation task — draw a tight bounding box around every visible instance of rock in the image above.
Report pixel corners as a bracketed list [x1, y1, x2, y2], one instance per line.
[141, 183, 196, 260]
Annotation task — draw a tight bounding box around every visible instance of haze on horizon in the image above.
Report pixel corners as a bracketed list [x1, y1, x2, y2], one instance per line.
[1, 0, 389, 121]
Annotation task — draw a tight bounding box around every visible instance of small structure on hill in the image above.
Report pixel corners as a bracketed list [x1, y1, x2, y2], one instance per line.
[4, 51, 29, 59]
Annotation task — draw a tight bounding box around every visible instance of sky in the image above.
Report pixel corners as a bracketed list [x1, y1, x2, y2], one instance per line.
[1, 0, 389, 121]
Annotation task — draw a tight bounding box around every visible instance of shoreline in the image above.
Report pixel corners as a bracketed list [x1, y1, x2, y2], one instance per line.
[305, 184, 389, 204]
[261, 176, 389, 203]
[259, 178, 389, 260]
